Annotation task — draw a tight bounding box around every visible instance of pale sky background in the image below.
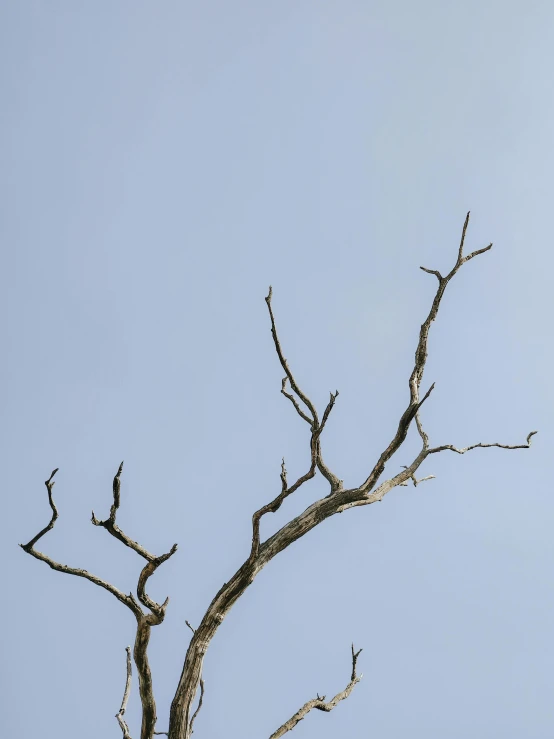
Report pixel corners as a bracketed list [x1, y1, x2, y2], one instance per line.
[2, 2, 553, 738]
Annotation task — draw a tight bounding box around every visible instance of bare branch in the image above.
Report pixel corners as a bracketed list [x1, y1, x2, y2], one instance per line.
[457, 210, 471, 262]
[91, 461, 178, 565]
[319, 391, 339, 435]
[112, 461, 124, 520]
[21, 467, 59, 549]
[268, 645, 363, 739]
[91, 464, 179, 739]
[268, 289, 343, 492]
[30, 215, 521, 739]
[360, 211, 492, 494]
[419, 266, 442, 280]
[188, 678, 204, 735]
[266, 286, 318, 426]
[20, 470, 142, 617]
[249, 458, 311, 562]
[414, 411, 429, 449]
[281, 378, 313, 426]
[314, 391, 342, 491]
[399, 465, 436, 487]
[116, 647, 133, 739]
[22, 464, 180, 739]
[429, 431, 537, 456]
[246, 294, 343, 563]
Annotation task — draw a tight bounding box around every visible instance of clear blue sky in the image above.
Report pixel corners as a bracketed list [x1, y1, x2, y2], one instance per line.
[2, 2, 552, 737]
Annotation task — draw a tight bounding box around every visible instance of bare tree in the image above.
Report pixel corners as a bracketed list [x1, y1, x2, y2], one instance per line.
[21, 213, 536, 739]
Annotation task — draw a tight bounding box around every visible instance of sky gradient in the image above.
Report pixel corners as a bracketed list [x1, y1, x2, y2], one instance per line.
[2, 2, 553, 737]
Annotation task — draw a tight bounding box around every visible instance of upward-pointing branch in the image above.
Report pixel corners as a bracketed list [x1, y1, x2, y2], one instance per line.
[360, 212, 492, 493]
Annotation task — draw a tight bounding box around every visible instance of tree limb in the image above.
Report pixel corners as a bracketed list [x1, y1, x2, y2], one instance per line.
[268, 645, 363, 739]
[20, 469, 141, 616]
[359, 212, 493, 494]
[429, 430, 538, 455]
[21, 464, 178, 739]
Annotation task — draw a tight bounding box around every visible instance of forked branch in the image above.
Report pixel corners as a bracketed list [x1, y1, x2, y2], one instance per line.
[21, 464, 178, 739]
[20, 469, 141, 616]
[360, 211, 492, 494]
[249, 291, 343, 561]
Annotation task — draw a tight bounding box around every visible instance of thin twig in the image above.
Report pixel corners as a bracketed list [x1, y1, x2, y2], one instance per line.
[429, 431, 538, 456]
[188, 677, 205, 735]
[399, 465, 436, 487]
[250, 291, 343, 563]
[115, 647, 133, 739]
[281, 378, 313, 426]
[266, 286, 319, 426]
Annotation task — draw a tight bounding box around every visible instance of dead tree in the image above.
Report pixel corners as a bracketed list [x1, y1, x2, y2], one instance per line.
[21, 213, 536, 739]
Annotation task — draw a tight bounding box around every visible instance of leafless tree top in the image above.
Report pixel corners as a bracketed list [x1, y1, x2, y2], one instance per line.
[21, 213, 536, 739]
